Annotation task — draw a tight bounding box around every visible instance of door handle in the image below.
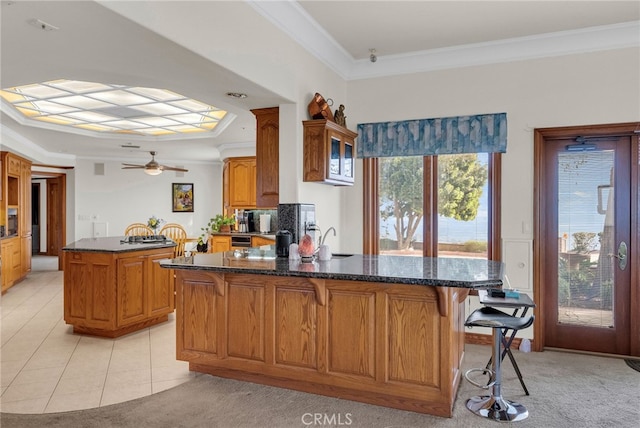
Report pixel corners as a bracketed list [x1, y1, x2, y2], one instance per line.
[608, 241, 628, 271]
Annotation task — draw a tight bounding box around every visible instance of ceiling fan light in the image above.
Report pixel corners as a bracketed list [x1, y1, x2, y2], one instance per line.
[144, 167, 162, 176]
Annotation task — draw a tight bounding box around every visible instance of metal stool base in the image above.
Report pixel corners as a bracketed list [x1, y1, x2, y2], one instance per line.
[466, 395, 529, 422]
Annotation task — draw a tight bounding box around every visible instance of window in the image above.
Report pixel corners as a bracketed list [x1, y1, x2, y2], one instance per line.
[364, 153, 501, 260]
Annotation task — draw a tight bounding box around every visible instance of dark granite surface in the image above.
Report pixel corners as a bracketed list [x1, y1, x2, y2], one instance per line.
[63, 236, 176, 253]
[160, 247, 503, 289]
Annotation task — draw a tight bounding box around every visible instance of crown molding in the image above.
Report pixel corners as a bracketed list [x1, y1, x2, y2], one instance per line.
[248, 1, 640, 80]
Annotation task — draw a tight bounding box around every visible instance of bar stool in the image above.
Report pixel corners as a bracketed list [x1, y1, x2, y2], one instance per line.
[465, 306, 534, 422]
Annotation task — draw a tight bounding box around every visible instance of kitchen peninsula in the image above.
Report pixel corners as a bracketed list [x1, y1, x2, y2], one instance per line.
[160, 251, 503, 417]
[63, 236, 176, 338]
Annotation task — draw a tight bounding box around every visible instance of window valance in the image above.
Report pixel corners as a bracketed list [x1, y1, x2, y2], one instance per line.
[356, 112, 507, 158]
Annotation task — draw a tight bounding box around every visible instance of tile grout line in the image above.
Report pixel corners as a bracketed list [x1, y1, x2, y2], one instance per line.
[43, 319, 82, 413]
[98, 339, 116, 408]
[1, 281, 66, 400]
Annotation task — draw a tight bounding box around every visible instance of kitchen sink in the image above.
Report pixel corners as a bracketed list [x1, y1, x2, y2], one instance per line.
[331, 253, 354, 259]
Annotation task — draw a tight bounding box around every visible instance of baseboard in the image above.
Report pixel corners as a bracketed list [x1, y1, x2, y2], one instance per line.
[465, 332, 532, 351]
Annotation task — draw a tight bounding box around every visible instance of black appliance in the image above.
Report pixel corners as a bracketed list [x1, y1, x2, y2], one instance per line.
[277, 203, 316, 245]
[246, 211, 255, 232]
[275, 230, 292, 257]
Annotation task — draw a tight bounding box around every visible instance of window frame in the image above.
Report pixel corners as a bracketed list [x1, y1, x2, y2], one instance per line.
[363, 154, 501, 260]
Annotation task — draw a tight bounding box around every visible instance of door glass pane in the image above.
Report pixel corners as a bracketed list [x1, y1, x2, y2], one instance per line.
[557, 150, 615, 328]
[344, 143, 353, 178]
[330, 138, 340, 175]
[378, 156, 423, 256]
[437, 153, 489, 259]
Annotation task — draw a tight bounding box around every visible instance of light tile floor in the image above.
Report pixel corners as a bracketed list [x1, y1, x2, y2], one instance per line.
[1, 256, 195, 414]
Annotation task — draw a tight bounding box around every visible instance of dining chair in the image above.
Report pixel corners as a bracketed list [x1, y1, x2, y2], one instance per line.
[159, 223, 188, 257]
[124, 223, 154, 236]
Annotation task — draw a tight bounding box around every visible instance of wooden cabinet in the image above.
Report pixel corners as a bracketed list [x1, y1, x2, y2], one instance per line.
[64, 247, 175, 337]
[223, 157, 256, 212]
[209, 235, 231, 253]
[251, 235, 275, 247]
[1, 151, 32, 292]
[1, 237, 21, 292]
[251, 107, 279, 207]
[174, 271, 467, 417]
[303, 119, 357, 186]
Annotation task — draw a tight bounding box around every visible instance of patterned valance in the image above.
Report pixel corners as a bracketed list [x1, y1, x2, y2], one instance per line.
[357, 112, 507, 158]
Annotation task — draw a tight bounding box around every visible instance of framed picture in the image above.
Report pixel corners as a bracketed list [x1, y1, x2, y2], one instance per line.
[172, 183, 194, 212]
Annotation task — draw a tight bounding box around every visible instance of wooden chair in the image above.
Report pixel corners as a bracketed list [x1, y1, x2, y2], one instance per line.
[124, 223, 154, 236]
[159, 223, 187, 257]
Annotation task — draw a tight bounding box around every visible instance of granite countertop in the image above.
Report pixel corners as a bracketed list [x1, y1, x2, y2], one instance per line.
[210, 232, 276, 239]
[160, 247, 503, 289]
[63, 236, 177, 253]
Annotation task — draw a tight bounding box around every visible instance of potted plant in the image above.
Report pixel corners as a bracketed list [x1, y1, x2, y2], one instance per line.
[202, 214, 236, 234]
[196, 235, 208, 253]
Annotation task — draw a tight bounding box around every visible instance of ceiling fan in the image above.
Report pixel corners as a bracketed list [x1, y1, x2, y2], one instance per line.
[121, 151, 188, 176]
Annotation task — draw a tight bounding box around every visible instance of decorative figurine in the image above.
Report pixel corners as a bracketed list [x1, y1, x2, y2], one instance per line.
[334, 104, 347, 127]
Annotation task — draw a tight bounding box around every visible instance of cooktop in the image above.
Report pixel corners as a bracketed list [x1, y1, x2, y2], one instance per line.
[121, 235, 168, 244]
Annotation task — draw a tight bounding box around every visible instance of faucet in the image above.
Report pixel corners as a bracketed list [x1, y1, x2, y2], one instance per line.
[321, 227, 336, 246]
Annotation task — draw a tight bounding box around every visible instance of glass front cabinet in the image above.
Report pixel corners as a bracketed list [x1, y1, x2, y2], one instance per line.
[303, 119, 357, 186]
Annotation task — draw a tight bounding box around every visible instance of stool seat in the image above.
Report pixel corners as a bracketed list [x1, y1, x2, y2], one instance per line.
[466, 306, 534, 331]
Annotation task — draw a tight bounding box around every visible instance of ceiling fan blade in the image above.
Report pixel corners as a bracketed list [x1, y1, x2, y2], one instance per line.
[161, 165, 189, 172]
[122, 163, 145, 168]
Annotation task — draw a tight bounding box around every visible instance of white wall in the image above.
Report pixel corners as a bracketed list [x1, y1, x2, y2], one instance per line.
[346, 48, 640, 258]
[73, 158, 221, 241]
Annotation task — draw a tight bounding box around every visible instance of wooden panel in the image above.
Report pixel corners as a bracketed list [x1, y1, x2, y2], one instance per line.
[148, 251, 175, 316]
[63, 252, 115, 330]
[91, 263, 113, 323]
[20, 160, 31, 236]
[117, 256, 146, 326]
[252, 235, 275, 247]
[252, 107, 279, 207]
[209, 235, 231, 253]
[21, 236, 31, 276]
[388, 295, 440, 387]
[327, 288, 375, 378]
[6, 154, 20, 176]
[228, 157, 255, 207]
[180, 278, 218, 355]
[303, 123, 326, 182]
[275, 287, 317, 368]
[227, 281, 265, 361]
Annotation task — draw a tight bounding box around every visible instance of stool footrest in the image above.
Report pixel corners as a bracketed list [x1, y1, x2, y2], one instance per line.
[464, 367, 495, 389]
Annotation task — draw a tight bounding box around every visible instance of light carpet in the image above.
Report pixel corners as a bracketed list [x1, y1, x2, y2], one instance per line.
[2, 345, 638, 428]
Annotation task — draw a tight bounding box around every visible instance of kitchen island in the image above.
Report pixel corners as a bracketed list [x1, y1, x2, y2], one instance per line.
[63, 236, 176, 338]
[160, 250, 503, 417]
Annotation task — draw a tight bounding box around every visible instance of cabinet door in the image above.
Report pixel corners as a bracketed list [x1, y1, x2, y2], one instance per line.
[21, 236, 31, 276]
[229, 159, 255, 207]
[148, 251, 175, 316]
[20, 160, 32, 235]
[209, 235, 231, 253]
[64, 252, 115, 330]
[222, 160, 230, 214]
[252, 107, 279, 207]
[1, 240, 13, 291]
[117, 255, 147, 327]
[251, 236, 275, 247]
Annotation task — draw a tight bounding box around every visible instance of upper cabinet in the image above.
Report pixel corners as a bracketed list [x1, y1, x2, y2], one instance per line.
[224, 156, 256, 210]
[251, 107, 279, 207]
[303, 120, 357, 186]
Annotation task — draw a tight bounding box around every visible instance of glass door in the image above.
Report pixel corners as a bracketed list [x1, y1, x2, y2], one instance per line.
[543, 136, 631, 355]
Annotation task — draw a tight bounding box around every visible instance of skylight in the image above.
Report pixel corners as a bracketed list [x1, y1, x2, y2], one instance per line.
[0, 79, 232, 139]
